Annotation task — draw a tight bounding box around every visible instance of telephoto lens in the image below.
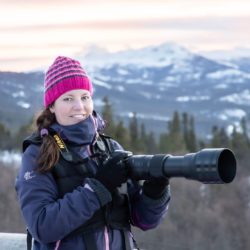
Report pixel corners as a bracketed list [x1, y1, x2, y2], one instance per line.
[126, 148, 237, 184]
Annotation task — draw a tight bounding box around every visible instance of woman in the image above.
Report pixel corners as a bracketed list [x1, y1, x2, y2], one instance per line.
[15, 56, 170, 250]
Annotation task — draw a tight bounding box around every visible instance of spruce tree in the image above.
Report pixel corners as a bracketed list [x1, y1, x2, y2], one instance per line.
[182, 112, 189, 149]
[138, 123, 147, 153]
[14, 119, 34, 150]
[219, 127, 230, 148]
[146, 131, 158, 154]
[187, 115, 197, 151]
[231, 125, 249, 156]
[210, 125, 221, 147]
[0, 123, 11, 150]
[129, 112, 139, 153]
[114, 120, 130, 150]
[167, 111, 186, 153]
[101, 96, 116, 137]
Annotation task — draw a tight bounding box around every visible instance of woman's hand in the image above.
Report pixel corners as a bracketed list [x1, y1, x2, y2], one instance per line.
[95, 150, 132, 192]
[143, 177, 169, 199]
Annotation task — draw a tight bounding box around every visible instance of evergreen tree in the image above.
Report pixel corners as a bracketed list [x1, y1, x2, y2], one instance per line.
[240, 117, 248, 137]
[187, 115, 197, 151]
[210, 126, 230, 149]
[129, 112, 139, 153]
[197, 139, 206, 149]
[240, 117, 249, 147]
[182, 112, 189, 149]
[101, 96, 116, 137]
[138, 123, 147, 153]
[158, 131, 168, 153]
[145, 131, 158, 154]
[0, 122, 11, 150]
[167, 111, 186, 153]
[210, 125, 221, 147]
[14, 119, 34, 150]
[114, 120, 130, 150]
[182, 113, 197, 152]
[218, 127, 230, 148]
[231, 125, 249, 158]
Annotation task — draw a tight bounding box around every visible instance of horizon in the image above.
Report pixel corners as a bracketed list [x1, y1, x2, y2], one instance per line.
[0, 0, 250, 72]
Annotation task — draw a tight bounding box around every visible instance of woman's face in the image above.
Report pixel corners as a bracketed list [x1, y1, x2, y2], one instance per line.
[49, 89, 93, 126]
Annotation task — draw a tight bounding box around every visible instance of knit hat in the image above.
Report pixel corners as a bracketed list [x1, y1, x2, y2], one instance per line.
[44, 56, 93, 107]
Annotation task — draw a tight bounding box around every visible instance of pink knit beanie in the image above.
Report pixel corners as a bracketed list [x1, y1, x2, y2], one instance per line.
[44, 56, 93, 107]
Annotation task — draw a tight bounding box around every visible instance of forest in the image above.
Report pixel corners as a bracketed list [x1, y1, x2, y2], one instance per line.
[0, 97, 249, 250]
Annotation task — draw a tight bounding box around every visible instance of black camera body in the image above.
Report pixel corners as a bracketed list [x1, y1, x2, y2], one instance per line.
[126, 148, 237, 184]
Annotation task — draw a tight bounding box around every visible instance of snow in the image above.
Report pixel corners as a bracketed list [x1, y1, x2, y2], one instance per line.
[217, 109, 246, 121]
[35, 85, 44, 92]
[92, 98, 104, 107]
[200, 47, 250, 61]
[139, 91, 153, 99]
[192, 73, 202, 80]
[214, 84, 228, 89]
[142, 71, 149, 79]
[206, 69, 248, 80]
[115, 86, 125, 92]
[220, 90, 250, 105]
[159, 82, 177, 89]
[78, 42, 194, 68]
[116, 69, 129, 75]
[126, 79, 144, 84]
[94, 74, 111, 82]
[0, 233, 26, 250]
[226, 123, 242, 134]
[171, 62, 193, 74]
[176, 96, 210, 102]
[0, 150, 21, 167]
[164, 76, 177, 82]
[12, 91, 25, 98]
[123, 112, 169, 122]
[92, 79, 112, 89]
[17, 101, 30, 109]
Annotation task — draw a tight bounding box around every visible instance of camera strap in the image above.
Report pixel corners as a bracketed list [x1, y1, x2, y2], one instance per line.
[50, 130, 74, 162]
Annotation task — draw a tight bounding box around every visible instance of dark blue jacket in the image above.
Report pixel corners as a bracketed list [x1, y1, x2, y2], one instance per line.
[15, 113, 170, 250]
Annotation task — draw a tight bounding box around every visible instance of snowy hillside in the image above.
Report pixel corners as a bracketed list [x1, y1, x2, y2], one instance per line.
[1, 42, 250, 137]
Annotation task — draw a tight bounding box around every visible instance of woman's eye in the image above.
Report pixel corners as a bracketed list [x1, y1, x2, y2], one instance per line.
[82, 96, 90, 101]
[63, 97, 72, 101]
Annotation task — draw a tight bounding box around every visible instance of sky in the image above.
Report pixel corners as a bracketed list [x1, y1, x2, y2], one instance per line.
[0, 0, 250, 72]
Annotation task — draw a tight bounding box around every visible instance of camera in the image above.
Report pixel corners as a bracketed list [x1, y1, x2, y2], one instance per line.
[125, 148, 236, 184]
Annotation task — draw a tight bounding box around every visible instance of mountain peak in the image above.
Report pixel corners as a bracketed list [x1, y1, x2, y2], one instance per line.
[77, 42, 194, 68]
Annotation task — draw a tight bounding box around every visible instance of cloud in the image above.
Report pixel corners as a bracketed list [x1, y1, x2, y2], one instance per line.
[1, 0, 250, 71]
[0, 0, 85, 3]
[0, 16, 249, 32]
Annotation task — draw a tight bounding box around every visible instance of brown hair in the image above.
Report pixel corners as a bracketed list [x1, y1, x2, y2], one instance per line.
[36, 107, 60, 172]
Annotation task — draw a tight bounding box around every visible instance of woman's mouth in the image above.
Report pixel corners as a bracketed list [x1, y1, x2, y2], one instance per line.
[70, 114, 85, 119]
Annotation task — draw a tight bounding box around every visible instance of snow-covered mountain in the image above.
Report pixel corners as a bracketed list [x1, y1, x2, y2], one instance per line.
[79, 42, 194, 68]
[200, 47, 250, 61]
[200, 47, 250, 73]
[1, 42, 250, 138]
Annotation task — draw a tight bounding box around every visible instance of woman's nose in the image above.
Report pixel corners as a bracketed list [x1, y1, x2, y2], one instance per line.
[73, 99, 84, 110]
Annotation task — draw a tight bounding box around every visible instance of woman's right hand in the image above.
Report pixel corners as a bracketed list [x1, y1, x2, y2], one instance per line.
[95, 150, 132, 192]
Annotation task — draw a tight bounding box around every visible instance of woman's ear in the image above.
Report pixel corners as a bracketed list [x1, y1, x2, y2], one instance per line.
[49, 105, 55, 113]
